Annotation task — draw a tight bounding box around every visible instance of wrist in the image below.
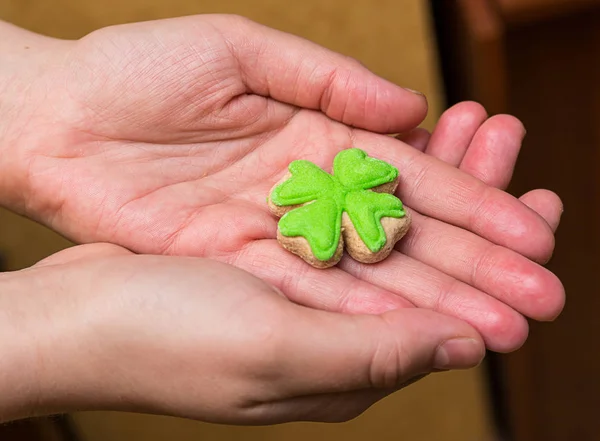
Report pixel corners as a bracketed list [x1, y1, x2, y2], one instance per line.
[0, 283, 38, 421]
[0, 267, 103, 422]
[0, 21, 73, 214]
[0, 271, 53, 421]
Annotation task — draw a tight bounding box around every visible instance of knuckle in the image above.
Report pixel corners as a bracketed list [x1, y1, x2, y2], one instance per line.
[367, 317, 414, 388]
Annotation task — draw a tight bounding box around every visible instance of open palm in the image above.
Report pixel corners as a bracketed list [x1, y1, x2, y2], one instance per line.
[10, 15, 563, 352]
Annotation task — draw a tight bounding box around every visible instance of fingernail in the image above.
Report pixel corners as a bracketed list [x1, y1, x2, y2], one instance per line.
[434, 338, 484, 370]
[404, 87, 424, 96]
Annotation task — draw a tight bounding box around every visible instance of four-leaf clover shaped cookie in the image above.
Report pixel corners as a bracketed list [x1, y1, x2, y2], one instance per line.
[267, 149, 411, 268]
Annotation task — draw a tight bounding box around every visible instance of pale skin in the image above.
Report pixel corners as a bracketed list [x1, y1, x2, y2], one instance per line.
[0, 15, 564, 424]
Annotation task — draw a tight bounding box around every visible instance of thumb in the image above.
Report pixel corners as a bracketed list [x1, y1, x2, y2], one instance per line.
[275, 307, 485, 396]
[214, 15, 428, 134]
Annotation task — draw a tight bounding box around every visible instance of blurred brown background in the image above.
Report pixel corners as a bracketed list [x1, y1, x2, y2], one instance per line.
[432, 1, 600, 440]
[2, 0, 600, 440]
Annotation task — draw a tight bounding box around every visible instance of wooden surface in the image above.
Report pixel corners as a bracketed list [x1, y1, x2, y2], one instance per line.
[433, 1, 600, 440]
[0, 1, 497, 440]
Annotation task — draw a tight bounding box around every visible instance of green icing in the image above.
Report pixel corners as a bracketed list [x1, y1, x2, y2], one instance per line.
[345, 191, 405, 252]
[333, 148, 398, 190]
[270, 148, 406, 261]
[278, 197, 343, 261]
[271, 160, 335, 205]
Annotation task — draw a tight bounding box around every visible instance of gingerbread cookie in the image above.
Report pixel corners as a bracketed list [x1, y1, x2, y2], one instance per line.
[267, 148, 411, 268]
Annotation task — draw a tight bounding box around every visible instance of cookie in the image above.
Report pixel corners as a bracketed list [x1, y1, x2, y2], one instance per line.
[267, 148, 411, 268]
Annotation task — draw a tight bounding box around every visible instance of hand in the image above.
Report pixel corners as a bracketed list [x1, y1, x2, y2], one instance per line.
[1, 16, 563, 353]
[0, 244, 484, 424]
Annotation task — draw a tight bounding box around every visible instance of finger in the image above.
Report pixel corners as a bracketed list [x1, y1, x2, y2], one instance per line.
[353, 133, 556, 263]
[459, 114, 526, 189]
[232, 239, 414, 314]
[33, 243, 133, 268]
[395, 209, 565, 322]
[217, 15, 428, 133]
[424, 101, 488, 165]
[518, 189, 564, 233]
[232, 222, 525, 352]
[272, 307, 483, 397]
[233, 236, 528, 351]
[395, 128, 431, 152]
[339, 248, 529, 353]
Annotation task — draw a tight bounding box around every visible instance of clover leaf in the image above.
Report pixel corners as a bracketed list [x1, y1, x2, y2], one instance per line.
[270, 149, 407, 261]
